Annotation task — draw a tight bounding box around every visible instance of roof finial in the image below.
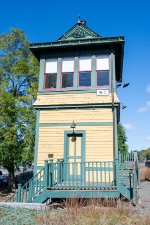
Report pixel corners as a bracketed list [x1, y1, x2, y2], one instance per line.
[77, 15, 81, 24]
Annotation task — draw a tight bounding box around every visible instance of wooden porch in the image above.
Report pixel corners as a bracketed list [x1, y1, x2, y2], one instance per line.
[6, 152, 140, 204]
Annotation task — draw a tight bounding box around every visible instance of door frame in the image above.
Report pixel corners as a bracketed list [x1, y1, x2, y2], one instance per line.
[64, 130, 86, 182]
[64, 130, 86, 163]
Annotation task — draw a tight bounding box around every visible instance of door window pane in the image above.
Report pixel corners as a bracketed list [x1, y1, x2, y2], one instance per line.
[79, 72, 91, 87]
[97, 71, 109, 86]
[62, 73, 73, 88]
[45, 73, 57, 88]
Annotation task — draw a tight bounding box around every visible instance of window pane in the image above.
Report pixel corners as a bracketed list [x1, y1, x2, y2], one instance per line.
[97, 71, 109, 86]
[97, 55, 109, 70]
[79, 72, 91, 87]
[79, 56, 91, 71]
[62, 58, 74, 72]
[46, 59, 57, 73]
[45, 73, 57, 88]
[62, 73, 73, 88]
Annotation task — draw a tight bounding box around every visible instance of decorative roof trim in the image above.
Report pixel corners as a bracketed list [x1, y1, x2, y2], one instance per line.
[30, 36, 124, 49]
[58, 22, 100, 41]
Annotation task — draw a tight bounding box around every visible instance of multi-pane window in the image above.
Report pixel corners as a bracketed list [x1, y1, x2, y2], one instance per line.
[45, 59, 57, 89]
[44, 55, 110, 90]
[79, 56, 91, 87]
[96, 55, 109, 87]
[62, 58, 74, 88]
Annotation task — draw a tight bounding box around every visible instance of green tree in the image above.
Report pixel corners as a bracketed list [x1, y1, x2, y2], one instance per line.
[142, 148, 150, 160]
[0, 29, 39, 190]
[117, 123, 128, 154]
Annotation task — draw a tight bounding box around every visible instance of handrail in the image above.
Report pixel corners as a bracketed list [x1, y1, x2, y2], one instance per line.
[5, 167, 45, 203]
[5, 191, 18, 202]
[118, 152, 135, 163]
[118, 161, 133, 188]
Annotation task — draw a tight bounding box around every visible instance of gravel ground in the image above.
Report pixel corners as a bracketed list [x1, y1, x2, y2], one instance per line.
[130, 181, 150, 216]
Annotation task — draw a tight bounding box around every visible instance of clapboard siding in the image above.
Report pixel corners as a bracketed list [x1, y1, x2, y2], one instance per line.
[34, 92, 119, 106]
[37, 122, 113, 166]
[39, 108, 113, 123]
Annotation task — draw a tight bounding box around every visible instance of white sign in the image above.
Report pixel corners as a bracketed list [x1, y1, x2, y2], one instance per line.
[97, 89, 109, 96]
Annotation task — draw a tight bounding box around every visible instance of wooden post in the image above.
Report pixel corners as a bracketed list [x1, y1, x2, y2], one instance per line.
[57, 159, 61, 184]
[49, 159, 53, 187]
[133, 151, 139, 205]
[115, 159, 119, 189]
[17, 184, 21, 202]
[44, 160, 49, 190]
[129, 169, 132, 199]
[60, 159, 64, 182]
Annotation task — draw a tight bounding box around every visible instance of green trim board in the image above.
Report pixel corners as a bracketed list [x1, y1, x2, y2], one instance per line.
[34, 110, 40, 176]
[45, 190, 120, 199]
[38, 122, 113, 127]
[38, 59, 45, 92]
[34, 103, 120, 110]
[41, 49, 113, 60]
[74, 57, 79, 89]
[85, 167, 113, 172]
[37, 89, 116, 95]
[32, 189, 120, 203]
[30, 36, 124, 49]
[37, 166, 44, 170]
[91, 55, 96, 88]
[114, 108, 118, 160]
[56, 58, 62, 90]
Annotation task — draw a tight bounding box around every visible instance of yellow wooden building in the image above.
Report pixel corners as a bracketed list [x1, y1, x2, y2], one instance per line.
[6, 19, 140, 203]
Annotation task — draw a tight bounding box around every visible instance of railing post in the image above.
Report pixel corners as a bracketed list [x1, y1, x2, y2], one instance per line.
[58, 159, 64, 183]
[17, 184, 21, 202]
[133, 151, 139, 205]
[129, 169, 133, 199]
[49, 159, 53, 187]
[44, 160, 49, 190]
[115, 159, 119, 190]
[118, 152, 121, 163]
[28, 182, 32, 202]
[57, 159, 61, 184]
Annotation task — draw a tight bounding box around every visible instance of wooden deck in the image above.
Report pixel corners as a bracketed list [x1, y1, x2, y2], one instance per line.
[5, 153, 140, 203]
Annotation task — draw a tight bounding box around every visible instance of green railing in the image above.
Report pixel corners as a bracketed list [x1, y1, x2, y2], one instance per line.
[6, 167, 45, 203]
[117, 151, 140, 202]
[118, 151, 140, 186]
[6, 156, 140, 203]
[118, 162, 133, 188]
[119, 152, 135, 163]
[47, 160, 117, 190]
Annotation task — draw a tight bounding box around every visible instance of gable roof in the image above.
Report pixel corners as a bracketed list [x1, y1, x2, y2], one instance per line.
[58, 20, 101, 41]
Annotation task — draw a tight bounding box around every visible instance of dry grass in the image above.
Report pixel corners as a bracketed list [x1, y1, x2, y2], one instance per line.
[0, 192, 12, 202]
[36, 199, 150, 225]
[140, 166, 150, 181]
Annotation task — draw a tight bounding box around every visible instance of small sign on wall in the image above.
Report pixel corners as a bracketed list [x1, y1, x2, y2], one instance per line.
[97, 89, 109, 96]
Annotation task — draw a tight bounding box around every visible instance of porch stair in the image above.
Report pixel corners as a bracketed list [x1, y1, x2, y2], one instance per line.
[5, 153, 140, 204]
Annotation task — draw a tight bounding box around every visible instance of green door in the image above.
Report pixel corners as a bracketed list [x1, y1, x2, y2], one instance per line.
[64, 131, 85, 182]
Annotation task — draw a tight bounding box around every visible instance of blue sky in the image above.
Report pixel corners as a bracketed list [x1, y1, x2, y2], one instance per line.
[1, 0, 150, 151]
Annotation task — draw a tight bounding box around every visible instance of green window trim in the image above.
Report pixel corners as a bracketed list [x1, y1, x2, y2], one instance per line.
[40, 53, 114, 92]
